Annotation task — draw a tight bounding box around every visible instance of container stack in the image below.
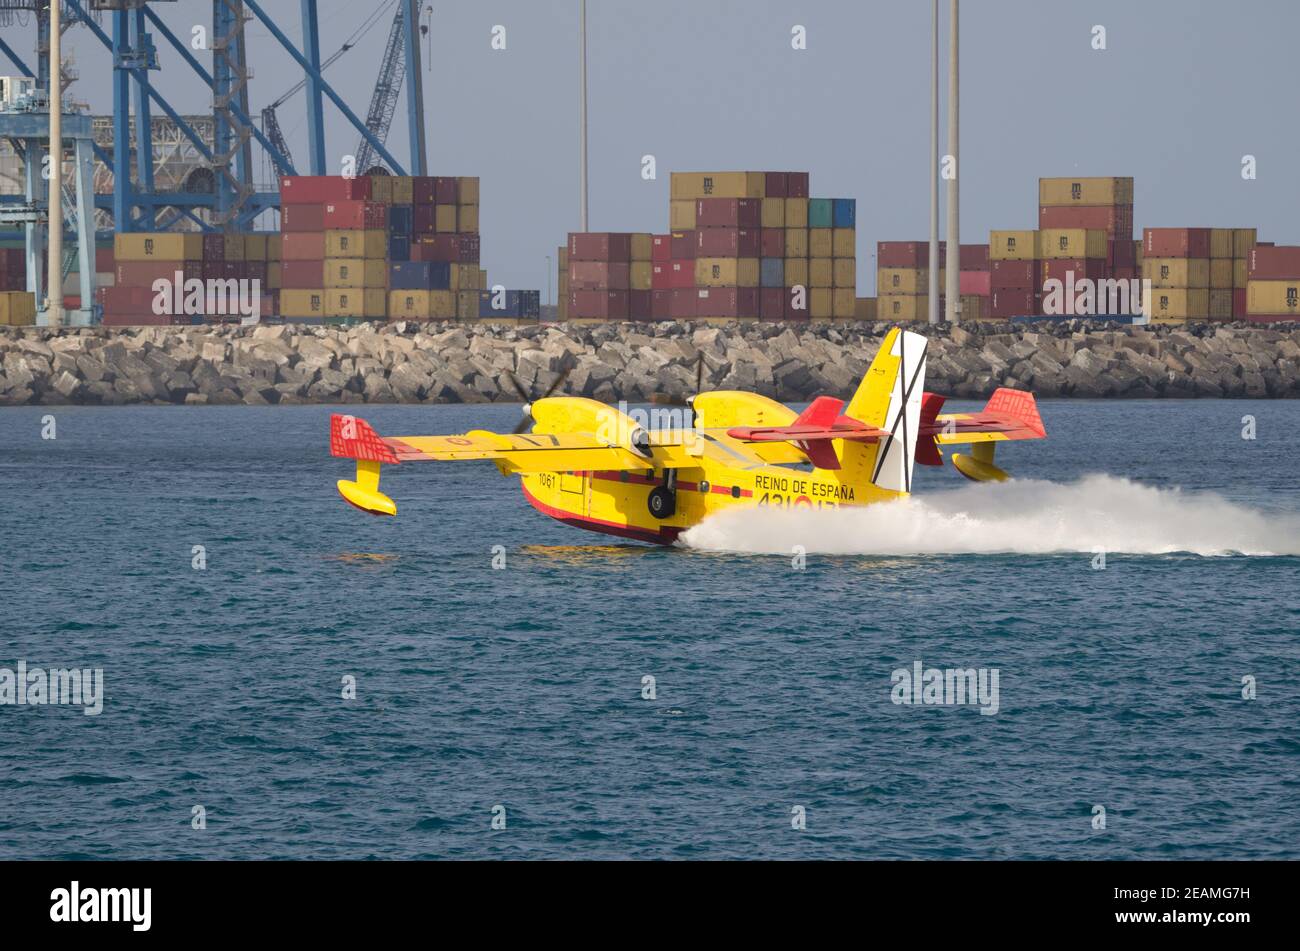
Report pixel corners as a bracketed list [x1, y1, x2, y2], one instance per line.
[281, 175, 371, 321]
[1143, 228, 1211, 323]
[566, 232, 653, 320]
[0, 248, 32, 325]
[876, 241, 942, 322]
[1037, 226, 1109, 312]
[0, 248, 24, 292]
[1245, 245, 1300, 322]
[1038, 177, 1135, 278]
[478, 289, 541, 320]
[958, 244, 989, 320]
[409, 176, 485, 321]
[989, 231, 1039, 318]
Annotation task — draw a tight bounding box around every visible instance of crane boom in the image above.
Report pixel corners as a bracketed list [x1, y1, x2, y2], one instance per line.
[354, 5, 408, 174]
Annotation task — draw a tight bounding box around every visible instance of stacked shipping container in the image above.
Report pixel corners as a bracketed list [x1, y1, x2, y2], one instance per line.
[1246, 245, 1300, 322]
[1143, 228, 1211, 322]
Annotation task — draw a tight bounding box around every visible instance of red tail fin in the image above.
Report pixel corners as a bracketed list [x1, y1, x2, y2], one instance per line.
[330, 414, 400, 464]
[915, 392, 946, 467]
[984, 388, 1045, 438]
[793, 397, 844, 469]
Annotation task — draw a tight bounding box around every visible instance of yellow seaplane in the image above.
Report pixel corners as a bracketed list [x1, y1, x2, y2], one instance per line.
[329, 327, 1046, 544]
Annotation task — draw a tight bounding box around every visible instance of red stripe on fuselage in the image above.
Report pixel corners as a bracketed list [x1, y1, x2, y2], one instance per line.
[520, 482, 682, 545]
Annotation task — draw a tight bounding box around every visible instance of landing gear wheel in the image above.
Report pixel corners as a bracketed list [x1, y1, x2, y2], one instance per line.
[647, 485, 676, 519]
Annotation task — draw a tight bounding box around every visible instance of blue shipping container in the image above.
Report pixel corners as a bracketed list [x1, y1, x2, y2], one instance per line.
[388, 235, 411, 262]
[479, 290, 522, 318]
[808, 198, 833, 229]
[389, 261, 449, 291]
[832, 198, 856, 229]
[760, 257, 784, 287]
[388, 205, 414, 236]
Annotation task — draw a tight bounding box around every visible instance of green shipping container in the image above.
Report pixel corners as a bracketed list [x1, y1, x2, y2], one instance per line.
[808, 199, 833, 229]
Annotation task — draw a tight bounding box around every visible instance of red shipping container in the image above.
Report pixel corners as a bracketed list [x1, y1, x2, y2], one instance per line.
[696, 227, 760, 257]
[94, 245, 114, 273]
[323, 200, 387, 230]
[958, 271, 991, 296]
[101, 313, 174, 327]
[244, 261, 268, 283]
[282, 233, 326, 260]
[990, 289, 1039, 318]
[411, 177, 435, 204]
[695, 287, 758, 318]
[279, 175, 371, 204]
[651, 289, 674, 319]
[568, 290, 619, 319]
[669, 287, 697, 319]
[651, 263, 673, 290]
[457, 233, 481, 264]
[98, 285, 170, 314]
[760, 228, 785, 258]
[1247, 246, 1300, 279]
[412, 234, 456, 261]
[786, 288, 810, 319]
[412, 204, 436, 234]
[281, 260, 325, 288]
[1039, 204, 1133, 237]
[696, 198, 761, 228]
[651, 235, 672, 262]
[786, 172, 810, 198]
[281, 203, 326, 232]
[1144, 227, 1211, 258]
[1039, 258, 1109, 283]
[990, 259, 1040, 289]
[1111, 266, 1138, 282]
[569, 232, 632, 261]
[763, 172, 788, 198]
[1108, 238, 1136, 269]
[670, 231, 696, 259]
[569, 261, 630, 290]
[668, 261, 694, 289]
[959, 244, 989, 270]
[877, 241, 928, 268]
[432, 177, 458, 204]
[759, 287, 785, 319]
[1233, 287, 1247, 316]
[629, 289, 651, 320]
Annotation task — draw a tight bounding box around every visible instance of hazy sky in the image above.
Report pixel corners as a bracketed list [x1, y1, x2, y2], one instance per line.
[11, 0, 1299, 294]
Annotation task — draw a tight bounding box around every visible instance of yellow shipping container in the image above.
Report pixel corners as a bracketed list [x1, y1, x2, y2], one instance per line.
[630, 261, 653, 290]
[280, 289, 326, 317]
[784, 198, 809, 228]
[1209, 289, 1234, 320]
[267, 262, 282, 290]
[784, 257, 809, 287]
[1037, 228, 1107, 260]
[390, 177, 414, 204]
[458, 205, 479, 233]
[630, 233, 653, 261]
[1234, 259, 1248, 288]
[427, 290, 455, 319]
[1247, 280, 1300, 315]
[670, 171, 765, 200]
[1148, 288, 1209, 321]
[1209, 258, 1234, 289]
[832, 228, 856, 258]
[1143, 257, 1210, 288]
[670, 200, 697, 230]
[244, 234, 269, 261]
[761, 198, 785, 229]
[809, 228, 833, 258]
[1232, 228, 1257, 259]
[960, 294, 986, 321]
[325, 229, 386, 258]
[449, 263, 481, 291]
[457, 290, 478, 320]
[325, 258, 387, 289]
[1038, 176, 1134, 206]
[833, 258, 856, 288]
[479, 268, 488, 289]
[695, 258, 736, 286]
[389, 289, 432, 320]
[878, 267, 927, 294]
[369, 176, 393, 204]
[457, 177, 480, 204]
[435, 205, 457, 233]
[853, 297, 878, 321]
[737, 258, 760, 287]
[325, 288, 386, 318]
[832, 288, 855, 318]
[809, 287, 833, 319]
[268, 234, 282, 260]
[115, 233, 202, 262]
[224, 234, 246, 262]
[809, 258, 833, 288]
[878, 294, 926, 322]
[785, 228, 808, 257]
[1209, 229, 1234, 259]
[0, 291, 37, 325]
[990, 230, 1037, 261]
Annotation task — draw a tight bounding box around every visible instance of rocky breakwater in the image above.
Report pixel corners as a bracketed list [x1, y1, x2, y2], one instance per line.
[0, 320, 1297, 407]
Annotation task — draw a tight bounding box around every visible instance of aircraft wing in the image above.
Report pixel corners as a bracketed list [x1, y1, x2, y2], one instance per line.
[924, 388, 1047, 445]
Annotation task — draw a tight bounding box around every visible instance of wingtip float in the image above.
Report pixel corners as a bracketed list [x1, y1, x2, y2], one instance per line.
[328, 328, 1049, 542]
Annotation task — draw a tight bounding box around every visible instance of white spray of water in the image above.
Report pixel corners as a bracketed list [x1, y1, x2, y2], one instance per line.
[680, 474, 1300, 557]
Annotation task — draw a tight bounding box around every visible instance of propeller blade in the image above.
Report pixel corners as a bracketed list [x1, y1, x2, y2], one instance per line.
[507, 373, 531, 403]
[541, 367, 571, 400]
